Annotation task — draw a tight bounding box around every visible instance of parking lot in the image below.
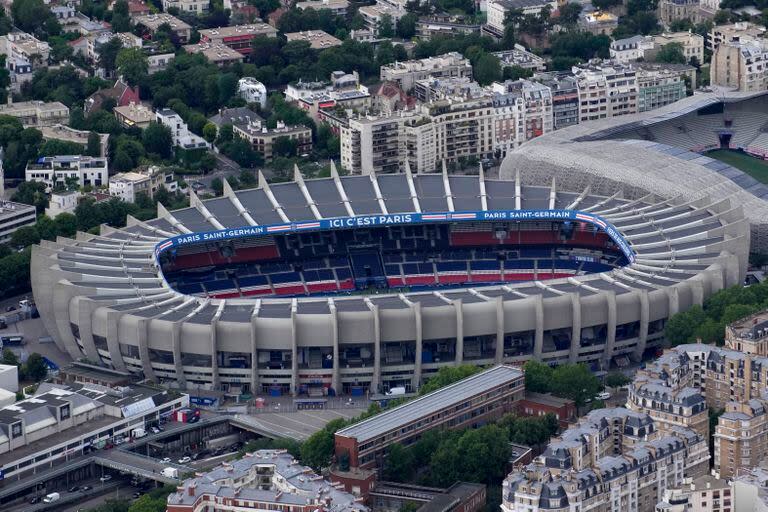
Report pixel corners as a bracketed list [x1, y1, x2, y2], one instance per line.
[233, 406, 367, 440]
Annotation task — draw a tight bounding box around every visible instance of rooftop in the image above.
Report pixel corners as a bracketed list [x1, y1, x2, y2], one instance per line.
[335, 365, 523, 443]
[182, 42, 245, 62]
[132, 13, 191, 31]
[285, 30, 342, 49]
[199, 23, 277, 39]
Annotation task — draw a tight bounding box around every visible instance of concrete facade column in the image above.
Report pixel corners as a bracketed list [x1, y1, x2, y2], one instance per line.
[210, 321, 220, 391]
[371, 305, 381, 393]
[290, 308, 298, 396]
[52, 284, 85, 360]
[136, 318, 157, 382]
[690, 280, 704, 308]
[601, 292, 617, 369]
[249, 307, 260, 395]
[454, 299, 464, 364]
[77, 299, 101, 364]
[667, 286, 680, 317]
[633, 290, 649, 362]
[495, 296, 504, 363]
[172, 322, 186, 388]
[105, 311, 127, 372]
[569, 293, 581, 363]
[533, 295, 544, 359]
[330, 303, 341, 393]
[412, 302, 423, 391]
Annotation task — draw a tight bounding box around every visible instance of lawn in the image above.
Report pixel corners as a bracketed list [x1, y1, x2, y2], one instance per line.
[706, 149, 768, 185]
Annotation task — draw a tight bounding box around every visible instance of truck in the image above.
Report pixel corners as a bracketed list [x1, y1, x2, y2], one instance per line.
[385, 386, 406, 396]
[131, 427, 147, 439]
[43, 492, 60, 504]
[162, 467, 179, 479]
[173, 408, 201, 423]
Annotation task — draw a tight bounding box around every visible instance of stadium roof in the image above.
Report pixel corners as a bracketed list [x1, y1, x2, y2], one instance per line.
[335, 364, 523, 443]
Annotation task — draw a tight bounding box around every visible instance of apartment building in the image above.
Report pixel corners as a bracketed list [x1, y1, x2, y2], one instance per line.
[289, 71, 371, 121]
[285, 30, 342, 49]
[162, 0, 209, 14]
[341, 111, 427, 174]
[0, 99, 69, 128]
[652, 32, 705, 64]
[182, 42, 245, 66]
[492, 79, 553, 144]
[234, 119, 313, 161]
[534, 73, 580, 130]
[334, 365, 524, 470]
[487, 0, 556, 33]
[0, 201, 37, 245]
[359, 3, 404, 34]
[707, 22, 766, 51]
[156, 109, 211, 150]
[502, 409, 709, 512]
[25, 155, 108, 192]
[380, 52, 473, 92]
[710, 40, 768, 92]
[295, 0, 349, 15]
[198, 23, 277, 54]
[714, 400, 768, 479]
[725, 310, 768, 356]
[636, 65, 688, 112]
[610, 35, 654, 62]
[656, 476, 733, 512]
[0, 32, 50, 70]
[40, 124, 109, 157]
[492, 45, 547, 73]
[574, 62, 638, 122]
[416, 15, 482, 40]
[109, 167, 177, 202]
[238, 77, 268, 106]
[132, 14, 192, 43]
[113, 102, 154, 129]
[167, 450, 368, 512]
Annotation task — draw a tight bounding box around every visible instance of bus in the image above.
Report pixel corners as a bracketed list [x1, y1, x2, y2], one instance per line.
[0, 334, 24, 346]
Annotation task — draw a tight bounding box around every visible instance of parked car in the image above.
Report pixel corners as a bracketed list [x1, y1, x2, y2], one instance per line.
[68, 486, 79, 492]
[5, 306, 15, 312]
[80, 485, 92, 491]
[161, 457, 171, 463]
[596, 391, 612, 401]
[29, 496, 40, 504]
[100, 475, 112, 482]
[132, 492, 142, 499]
[150, 426, 160, 434]
[178, 456, 192, 464]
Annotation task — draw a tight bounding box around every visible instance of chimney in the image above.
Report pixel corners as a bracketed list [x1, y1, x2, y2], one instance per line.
[188, 483, 196, 496]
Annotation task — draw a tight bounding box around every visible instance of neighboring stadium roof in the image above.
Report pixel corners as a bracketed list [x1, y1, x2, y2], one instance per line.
[501, 90, 768, 251]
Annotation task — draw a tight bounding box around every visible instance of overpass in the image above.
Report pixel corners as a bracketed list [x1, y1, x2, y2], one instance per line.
[95, 451, 193, 484]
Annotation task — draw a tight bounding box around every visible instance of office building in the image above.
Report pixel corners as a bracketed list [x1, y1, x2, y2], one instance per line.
[234, 119, 313, 161]
[380, 52, 473, 92]
[0, 381, 188, 480]
[25, 155, 109, 192]
[334, 365, 524, 470]
[0, 201, 37, 245]
[502, 409, 709, 512]
[0, 100, 69, 128]
[109, 167, 178, 203]
[167, 450, 368, 512]
[198, 23, 278, 54]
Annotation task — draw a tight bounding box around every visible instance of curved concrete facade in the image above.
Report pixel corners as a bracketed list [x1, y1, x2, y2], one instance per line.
[31, 166, 750, 396]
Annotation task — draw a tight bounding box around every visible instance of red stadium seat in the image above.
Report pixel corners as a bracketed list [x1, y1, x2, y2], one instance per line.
[274, 284, 306, 295]
[404, 275, 436, 286]
[307, 281, 339, 293]
[437, 273, 469, 284]
[387, 277, 405, 287]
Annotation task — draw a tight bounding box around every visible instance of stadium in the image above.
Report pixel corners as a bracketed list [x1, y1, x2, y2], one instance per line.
[30, 93, 762, 398]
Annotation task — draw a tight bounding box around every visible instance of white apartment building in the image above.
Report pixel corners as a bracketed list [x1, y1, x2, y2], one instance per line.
[162, 0, 210, 14]
[487, 0, 557, 33]
[45, 190, 80, 218]
[492, 45, 547, 73]
[707, 22, 766, 51]
[573, 62, 638, 122]
[610, 35, 655, 62]
[109, 167, 177, 203]
[491, 79, 553, 153]
[237, 77, 268, 107]
[25, 155, 109, 192]
[0, 100, 69, 128]
[380, 52, 473, 92]
[295, 0, 349, 15]
[0, 32, 50, 70]
[155, 109, 211, 150]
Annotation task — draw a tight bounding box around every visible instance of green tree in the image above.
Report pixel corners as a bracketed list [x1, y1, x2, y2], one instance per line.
[378, 13, 395, 37]
[604, 372, 631, 388]
[665, 305, 707, 346]
[24, 353, 48, 381]
[97, 37, 123, 73]
[1, 348, 19, 367]
[502, 65, 533, 81]
[300, 417, 347, 470]
[210, 177, 223, 196]
[116, 47, 149, 88]
[203, 122, 218, 143]
[522, 360, 553, 393]
[11, 181, 48, 213]
[272, 136, 298, 158]
[473, 52, 502, 85]
[142, 122, 174, 159]
[550, 364, 601, 407]
[396, 12, 418, 39]
[558, 2, 582, 26]
[655, 42, 687, 64]
[86, 131, 101, 157]
[383, 442, 416, 481]
[10, 225, 41, 248]
[54, 213, 78, 238]
[10, 0, 56, 36]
